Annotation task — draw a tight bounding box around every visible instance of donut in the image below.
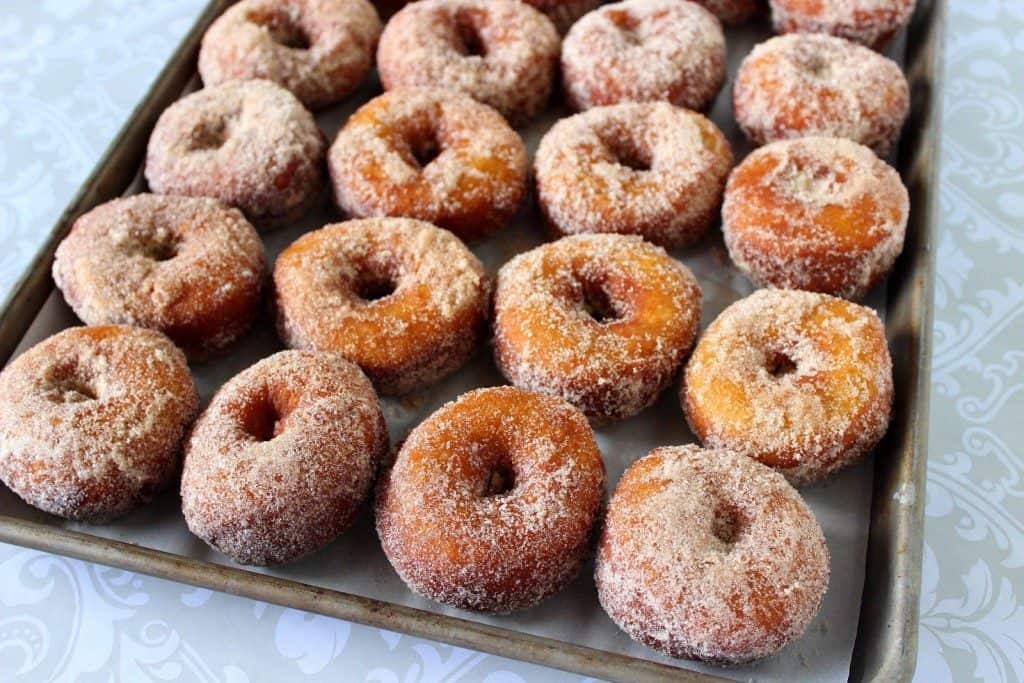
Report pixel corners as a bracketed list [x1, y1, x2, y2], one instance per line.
[328, 88, 527, 243]
[595, 444, 829, 663]
[734, 34, 910, 156]
[0, 326, 198, 522]
[376, 0, 560, 126]
[522, 0, 601, 33]
[494, 234, 702, 423]
[770, 0, 916, 50]
[692, 0, 761, 25]
[53, 194, 266, 360]
[561, 0, 727, 112]
[198, 0, 382, 109]
[722, 137, 909, 300]
[534, 102, 732, 248]
[376, 386, 604, 612]
[181, 350, 387, 565]
[145, 79, 325, 229]
[683, 289, 894, 485]
[273, 217, 490, 395]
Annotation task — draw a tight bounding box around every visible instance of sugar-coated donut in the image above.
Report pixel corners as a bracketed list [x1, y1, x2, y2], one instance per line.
[734, 34, 910, 156]
[523, 0, 601, 33]
[770, 0, 916, 50]
[535, 102, 732, 247]
[683, 289, 893, 485]
[328, 88, 527, 243]
[494, 234, 702, 422]
[145, 79, 325, 229]
[198, 0, 382, 109]
[376, 386, 605, 612]
[181, 350, 387, 565]
[53, 194, 266, 360]
[0, 326, 198, 522]
[692, 0, 761, 25]
[273, 218, 490, 395]
[596, 444, 829, 663]
[722, 137, 909, 300]
[376, 0, 560, 125]
[561, 0, 727, 112]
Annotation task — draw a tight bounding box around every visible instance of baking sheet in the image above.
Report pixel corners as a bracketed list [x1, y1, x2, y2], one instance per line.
[0, 17, 905, 682]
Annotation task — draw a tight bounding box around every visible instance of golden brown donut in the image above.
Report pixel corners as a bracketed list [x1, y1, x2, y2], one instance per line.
[596, 444, 829, 663]
[534, 102, 732, 248]
[376, 0, 560, 126]
[770, 0, 916, 50]
[273, 218, 490, 395]
[493, 234, 702, 422]
[145, 79, 325, 229]
[328, 88, 527, 243]
[198, 0, 382, 109]
[53, 194, 266, 360]
[722, 137, 909, 300]
[376, 386, 605, 612]
[0, 326, 198, 522]
[523, 0, 601, 33]
[683, 289, 894, 485]
[734, 34, 910, 156]
[561, 0, 727, 112]
[181, 350, 387, 565]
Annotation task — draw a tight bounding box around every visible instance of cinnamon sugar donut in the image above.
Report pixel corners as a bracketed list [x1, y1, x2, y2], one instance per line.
[145, 79, 325, 229]
[770, 0, 916, 50]
[273, 218, 490, 395]
[328, 88, 527, 243]
[561, 0, 727, 112]
[692, 0, 761, 25]
[376, 386, 604, 612]
[53, 194, 266, 360]
[493, 234, 702, 422]
[722, 137, 909, 300]
[182, 350, 387, 565]
[376, 0, 560, 125]
[534, 102, 732, 247]
[734, 34, 910, 156]
[0, 326, 198, 522]
[523, 0, 601, 33]
[683, 289, 894, 485]
[198, 0, 382, 109]
[596, 444, 829, 663]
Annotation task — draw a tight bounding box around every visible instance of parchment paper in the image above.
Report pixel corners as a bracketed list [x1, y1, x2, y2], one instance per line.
[1, 18, 907, 682]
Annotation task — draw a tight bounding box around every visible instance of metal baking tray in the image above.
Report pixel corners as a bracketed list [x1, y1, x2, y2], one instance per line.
[0, 0, 942, 680]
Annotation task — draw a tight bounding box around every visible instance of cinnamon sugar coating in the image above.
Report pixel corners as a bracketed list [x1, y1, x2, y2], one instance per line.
[0, 326, 198, 522]
[596, 445, 829, 663]
[376, 0, 560, 126]
[494, 234, 702, 423]
[376, 386, 605, 612]
[145, 79, 325, 229]
[770, 0, 916, 50]
[734, 34, 910, 156]
[53, 194, 266, 360]
[328, 88, 527, 243]
[523, 0, 601, 33]
[561, 0, 727, 112]
[273, 218, 491, 395]
[535, 102, 732, 248]
[683, 289, 894, 485]
[181, 350, 387, 565]
[198, 0, 382, 109]
[722, 137, 909, 300]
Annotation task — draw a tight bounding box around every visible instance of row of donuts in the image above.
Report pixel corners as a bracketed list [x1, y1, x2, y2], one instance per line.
[0, 321, 829, 665]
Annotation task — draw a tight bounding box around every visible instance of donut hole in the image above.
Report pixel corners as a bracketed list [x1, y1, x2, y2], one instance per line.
[580, 280, 623, 324]
[607, 9, 644, 46]
[483, 461, 516, 497]
[186, 116, 236, 152]
[406, 129, 442, 169]
[43, 363, 99, 403]
[352, 266, 399, 303]
[247, 9, 311, 50]
[797, 51, 832, 79]
[766, 350, 798, 377]
[135, 232, 179, 262]
[601, 134, 652, 172]
[242, 389, 294, 442]
[453, 9, 489, 58]
[711, 502, 743, 545]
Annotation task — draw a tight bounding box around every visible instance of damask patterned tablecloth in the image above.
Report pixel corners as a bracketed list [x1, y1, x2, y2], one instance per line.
[0, 1, 1021, 681]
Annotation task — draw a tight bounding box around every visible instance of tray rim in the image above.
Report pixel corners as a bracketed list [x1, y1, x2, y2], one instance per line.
[0, 1, 943, 681]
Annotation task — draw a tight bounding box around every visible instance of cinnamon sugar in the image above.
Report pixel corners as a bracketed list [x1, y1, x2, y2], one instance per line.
[770, 0, 916, 50]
